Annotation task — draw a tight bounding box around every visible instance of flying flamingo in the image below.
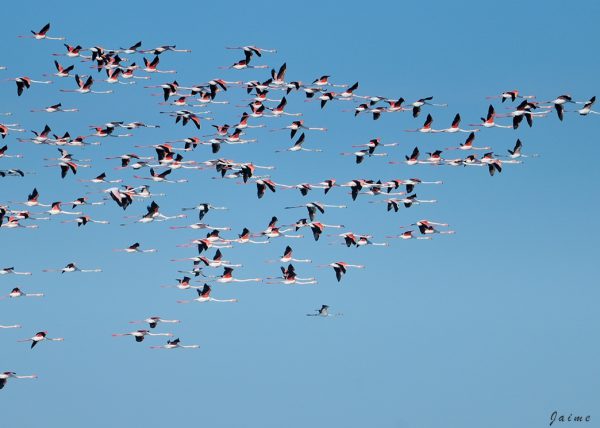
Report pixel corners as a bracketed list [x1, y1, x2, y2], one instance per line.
[230, 227, 270, 245]
[150, 338, 200, 350]
[46, 202, 81, 216]
[128, 316, 180, 329]
[140, 45, 191, 54]
[112, 330, 173, 343]
[1, 287, 44, 300]
[381, 195, 436, 212]
[446, 132, 491, 151]
[0, 123, 26, 138]
[61, 216, 109, 227]
[318, 262, 365, 282]
[265, 264, 316, 285]
[0, 267, 32, 275]
[0, 324, 22, 329]
[0, 372, 37, 390]
[496, 100, 550, 129]
[410, 97, 447, 117]
[571, 96, 599, 116]
[214, 267, 262, 283]
[114, 243, 157, 253]
[43, 263, 102, 273]
[60, 75, 112, 94]
[134, 168, 188, 184]
[270, 120, 327, 139]
[177, 284, 238, 303]
[293, 220, 344, 241]
[276, 132, 322, 153]
[411, 220, 456, 236]
[545, 95, 575, 121]
[53, 44, 83, 57]
[132, 201, 186, 224]
[386, 230, 432, 240]
[335, 232, 388, 247]
[437, 114, 479, 133]
[30, 102, 78, 113]
[270, 245, 311, 263]
[469, 105, 512, 129]
[142, 56, 176, 74]
[18, 23, 64, 40]
[9, 77, 52, 96]
[485, 90, 535, 103]
[18, 331, 64, 349]
[405, 114, 442, 133]
[161, 276, 204, 290]
[306, 305, 342, 317]
[284, 202, 346, 221]
[0, 145, 23, 159]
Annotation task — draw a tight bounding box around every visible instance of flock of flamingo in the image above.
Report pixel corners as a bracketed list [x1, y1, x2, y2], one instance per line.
[0, 23, 595, 390]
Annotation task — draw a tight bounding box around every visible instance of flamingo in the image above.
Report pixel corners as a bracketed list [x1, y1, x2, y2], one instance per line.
[496, 100, 550, 129]
[60, 75, 112, 94]
[272, 245, 312, 264]
[134, 168, 188, 184]
[112, 330, 173, 343]
[30, 102, 78, 113]
[469, 105, 512, 129]
[382, 195, 436, 212]
[546, 95, 576, 121]
[386, 230, 432, 240]
[128, 316, 180, 329]
[43, 263, 102, 273]
[486, 90, 535, 103]
[0, 169, 26, 178]
[319, 262, 365, 282]
[18, 23, 64, 40]
[503, 139, 537, 159]
[79, 172, 122, 184]
[226, 45, 277, 56]
[114, 243, 157, 253]
[411, 220, 456, 236]
[140, 45, 191, 55]
[446, 132, 491, 151]
[405, 114, 442, 133]
[18, 331, 64, 349]
[270, 120, 327, 139]
[335, 232, 388, 247]
[231, 227, 270, 245]
[265, 264, 316, 285]
[214, 267, 262, 283]
[293, 220, 344, 241]
[0, 372, 37, 390]
[150, 338, 200, 350]
[306, 305, 342, 317]
[46, 202, 82, 216]
[133, 201, 186, 224]
[9, 187, 50, 207]
[177, 284, 238, 303]
[1, 287, 43, 300]
[161, 276, 204, 290]
[572, 96, 599, 116]
[9, 77, 52, 96]
[61, 216, 109, 227]
[142, 56, 176, 74]
[284, 202, 346, 221]
[0, 267, 32, 275]
[0, 145, 23, 159]
[276, 132, 322, 153]
[0, 123, 26, 138]
[53, 44, 83, 57]
[410, 97, 447, 117]
[437, 114, 479, 133]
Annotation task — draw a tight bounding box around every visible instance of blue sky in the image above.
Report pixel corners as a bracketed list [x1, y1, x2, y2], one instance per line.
[1, 1, 599, 427]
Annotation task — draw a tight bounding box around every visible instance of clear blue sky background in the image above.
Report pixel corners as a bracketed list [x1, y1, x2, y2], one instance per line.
[1, 1, 599, 427]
